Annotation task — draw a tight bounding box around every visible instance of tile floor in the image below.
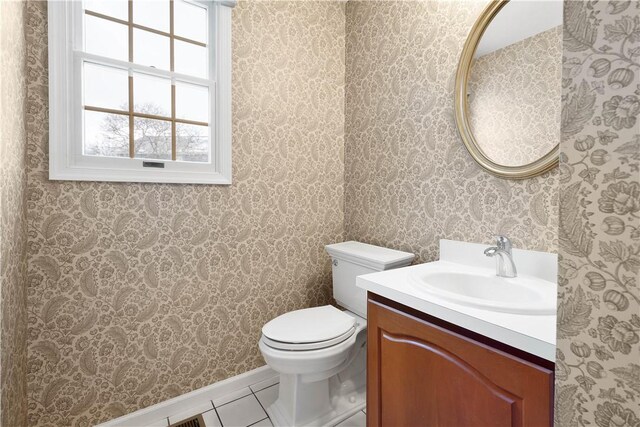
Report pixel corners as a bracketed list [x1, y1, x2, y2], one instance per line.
[161, 375, 366, 427]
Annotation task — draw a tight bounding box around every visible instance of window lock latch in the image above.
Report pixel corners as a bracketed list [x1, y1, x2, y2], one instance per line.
[142, 161, 165, 169]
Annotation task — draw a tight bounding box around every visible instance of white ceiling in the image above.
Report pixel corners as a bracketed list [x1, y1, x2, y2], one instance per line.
[475, 0, 563, 58]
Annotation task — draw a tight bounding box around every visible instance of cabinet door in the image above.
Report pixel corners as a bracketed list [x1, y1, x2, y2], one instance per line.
[367, 298, 553, 427]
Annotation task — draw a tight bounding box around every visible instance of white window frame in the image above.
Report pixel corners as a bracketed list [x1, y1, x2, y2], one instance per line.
[48, 0, 235, 185]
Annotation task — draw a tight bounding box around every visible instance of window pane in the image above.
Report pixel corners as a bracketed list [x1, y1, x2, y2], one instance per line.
[175, 82, 208, 123]
[84, 110, 130, 158]
[134, 117, 171, 160]
[84, 0, 128, 21]
[133, 73, 171, 117]
[85, 15, 128, 61]
[176, 123, 209, 163]
[174, 40, 207, 78]
[133, 29, 170, 70]
[84, 63, 128, 111]
[133, 0, 169, 32]
[175, 0, 207, 43]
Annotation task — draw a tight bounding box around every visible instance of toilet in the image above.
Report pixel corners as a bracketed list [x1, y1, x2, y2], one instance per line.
[258, 241, 414, 426]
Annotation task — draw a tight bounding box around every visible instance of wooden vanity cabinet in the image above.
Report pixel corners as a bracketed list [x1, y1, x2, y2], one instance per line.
[367, 293, 554, 427]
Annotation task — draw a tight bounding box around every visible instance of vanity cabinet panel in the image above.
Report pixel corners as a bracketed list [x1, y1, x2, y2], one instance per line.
[367, 295, 553, 427]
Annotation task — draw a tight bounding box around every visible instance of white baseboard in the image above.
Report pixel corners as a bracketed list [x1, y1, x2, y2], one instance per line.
[96, 365, 277, 427]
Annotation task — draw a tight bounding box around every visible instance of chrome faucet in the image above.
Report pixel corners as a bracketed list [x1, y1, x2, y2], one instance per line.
[484, 236, 517, 278]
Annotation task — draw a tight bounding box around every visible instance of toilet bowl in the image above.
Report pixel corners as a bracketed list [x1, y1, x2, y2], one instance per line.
[258, 241, 414, 427]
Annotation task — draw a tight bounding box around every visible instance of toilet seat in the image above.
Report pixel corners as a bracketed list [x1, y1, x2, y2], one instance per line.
[261, 305, 356, 351]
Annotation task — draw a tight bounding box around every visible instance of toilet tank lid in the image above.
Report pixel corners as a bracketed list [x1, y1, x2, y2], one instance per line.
[325, 241, 414, 271]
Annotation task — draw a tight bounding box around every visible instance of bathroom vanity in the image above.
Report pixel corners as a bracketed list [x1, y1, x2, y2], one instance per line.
[366, 294, 553, 426]
[357, 240, 557, 427]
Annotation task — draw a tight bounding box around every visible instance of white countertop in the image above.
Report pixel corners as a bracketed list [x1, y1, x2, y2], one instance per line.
[356, 240, 557, 362]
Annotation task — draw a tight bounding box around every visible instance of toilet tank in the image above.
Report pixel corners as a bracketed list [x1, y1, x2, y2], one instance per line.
[325, 241, 414, 318]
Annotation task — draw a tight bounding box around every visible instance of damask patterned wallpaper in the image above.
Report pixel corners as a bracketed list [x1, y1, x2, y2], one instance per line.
[556, 1, 640, 425]
[25, 1, 345, 425]
[344, 0, 559, 263]
[16, 1, 639, 426]
[0, 1, 29, 426]
[469, 26, 562, 167]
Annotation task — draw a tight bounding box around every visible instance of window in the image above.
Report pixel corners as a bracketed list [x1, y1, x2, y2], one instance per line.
[48, 0, 235, 184]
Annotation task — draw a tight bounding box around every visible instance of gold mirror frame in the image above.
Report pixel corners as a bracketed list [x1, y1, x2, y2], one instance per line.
[454, 0, 559, 180]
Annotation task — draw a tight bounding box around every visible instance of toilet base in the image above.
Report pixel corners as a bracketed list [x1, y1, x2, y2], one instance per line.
[268, 374, 330, 426]
[266, 339, 367, 427]
[266, 374, 366, 427]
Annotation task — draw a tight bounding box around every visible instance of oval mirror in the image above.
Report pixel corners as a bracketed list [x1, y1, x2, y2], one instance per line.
[454, 0, 562, 179]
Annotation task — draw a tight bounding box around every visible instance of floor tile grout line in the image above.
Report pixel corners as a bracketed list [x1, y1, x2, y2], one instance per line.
[211, 400, 225, 427]
[165, 387, 364, 427]
[250, 388, 270, 419]
[213, 390, 254, 409]
[246, 416, 270, 427]
[249, 377, 280, 394]
[165, 381, 364, 427]
[251, 382, 279, 394]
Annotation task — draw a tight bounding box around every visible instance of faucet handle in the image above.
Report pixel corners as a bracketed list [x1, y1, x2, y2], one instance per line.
[495, 235, 512, 251]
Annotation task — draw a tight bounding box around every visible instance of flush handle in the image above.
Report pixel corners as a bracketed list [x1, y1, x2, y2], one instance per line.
[333, 259, 338, 267]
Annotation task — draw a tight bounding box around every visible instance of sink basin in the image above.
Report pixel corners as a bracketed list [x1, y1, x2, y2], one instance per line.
[408, 267, 556, 315]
